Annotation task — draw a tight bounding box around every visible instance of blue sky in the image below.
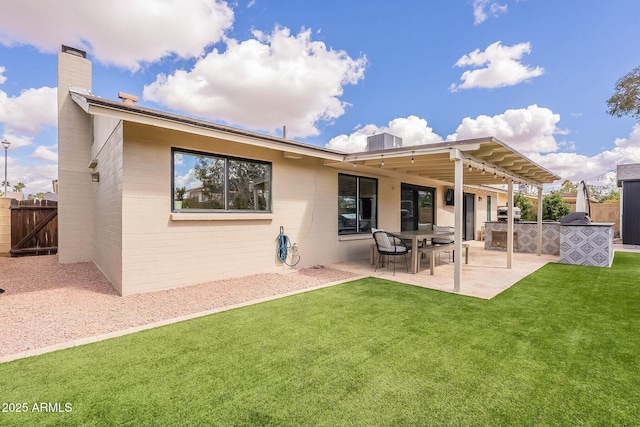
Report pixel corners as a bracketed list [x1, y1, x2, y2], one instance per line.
[1, 0, 639, 195]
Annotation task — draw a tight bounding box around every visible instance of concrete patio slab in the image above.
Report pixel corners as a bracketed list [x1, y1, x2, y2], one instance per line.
[330, 240, 560, 299]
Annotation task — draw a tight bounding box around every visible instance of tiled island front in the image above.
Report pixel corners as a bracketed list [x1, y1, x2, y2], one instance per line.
[559, 223, 614, 267]
[484, 221, 560, 255]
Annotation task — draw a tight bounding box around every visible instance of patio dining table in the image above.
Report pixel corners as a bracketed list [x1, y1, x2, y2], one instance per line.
[394, 229, 455, 274]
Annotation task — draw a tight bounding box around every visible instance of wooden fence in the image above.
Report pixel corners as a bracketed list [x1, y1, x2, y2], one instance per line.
[10, 199, 58, 256]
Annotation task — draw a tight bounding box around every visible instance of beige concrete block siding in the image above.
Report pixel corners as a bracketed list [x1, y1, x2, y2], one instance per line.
[0, 199, 11, 254]
[57, 51, 93, 263]
[116, 123, 341, 294]
[86, 121, 471, 295]
[92, 120, 124, 293]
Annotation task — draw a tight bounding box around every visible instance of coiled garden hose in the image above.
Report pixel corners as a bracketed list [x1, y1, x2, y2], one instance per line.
[277, 226, 301, 267]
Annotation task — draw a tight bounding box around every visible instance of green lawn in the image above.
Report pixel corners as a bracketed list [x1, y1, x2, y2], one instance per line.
[1, 253, 639, 426]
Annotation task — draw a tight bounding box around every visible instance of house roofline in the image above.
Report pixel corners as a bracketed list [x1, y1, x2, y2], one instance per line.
[71, 89, 347, 161]
[70, 89, 560, 185]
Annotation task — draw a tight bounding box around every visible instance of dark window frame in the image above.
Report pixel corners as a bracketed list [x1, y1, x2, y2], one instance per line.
[171, 147, 272, 213]
[401, 183, 436, 232]
[338, 173, 378, 235]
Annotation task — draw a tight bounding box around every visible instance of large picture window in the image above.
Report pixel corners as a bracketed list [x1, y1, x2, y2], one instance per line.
[172, 148, 271, 212]
[338, 174, 377, 235]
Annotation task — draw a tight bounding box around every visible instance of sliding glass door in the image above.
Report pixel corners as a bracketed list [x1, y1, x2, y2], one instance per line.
[401, 183, 435, 231]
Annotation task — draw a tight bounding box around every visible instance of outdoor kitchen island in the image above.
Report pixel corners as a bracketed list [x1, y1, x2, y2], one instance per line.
[559, 222, 615, 267]
[484, 221, 560, 255]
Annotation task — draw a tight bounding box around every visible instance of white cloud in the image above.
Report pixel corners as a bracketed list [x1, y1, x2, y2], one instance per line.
[450, 41, 544, 91]
[0, 85, 57, 135]
[528, 123, 640, 182]
[144, 26, 368, 138]
[473, 0, 508, 25]
[174, 168, 201, 191]
[325, 124, 381, 153]
[0, 66, 6, 84]
[1, 158, 57, 195]
[0, 133, 35, 149]
[0, 0, 234, 72]
[326, 115, 443, 153]
[31, 145, 58, 162]
[447, 105, 561, 154]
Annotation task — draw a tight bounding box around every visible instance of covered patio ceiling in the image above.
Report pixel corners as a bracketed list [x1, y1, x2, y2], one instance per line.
[325, 137, 559, 187]
[324, 137, 561, 294]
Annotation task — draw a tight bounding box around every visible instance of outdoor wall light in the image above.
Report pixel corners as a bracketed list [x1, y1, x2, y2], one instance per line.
[482, 164, 486, 175]
[91, 172, 100, 182]
[411, 151, 415, 164]
[380, 155, 384, 166]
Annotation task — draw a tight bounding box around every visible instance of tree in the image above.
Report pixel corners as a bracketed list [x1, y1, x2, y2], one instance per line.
[513, 192, 535, 221]
[607, 65, 640, 121]
[542, 192, 572, 221]
[192, 157, 268, 210]
[175, 187, 186, 201]
[601, 188, 620, 203]
[12, 182, 25, 192]
[558, 179, 578, 194]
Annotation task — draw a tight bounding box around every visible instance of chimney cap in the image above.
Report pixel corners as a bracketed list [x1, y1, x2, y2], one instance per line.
[118, 91, 139, 106]
[61, 45, 87, 58]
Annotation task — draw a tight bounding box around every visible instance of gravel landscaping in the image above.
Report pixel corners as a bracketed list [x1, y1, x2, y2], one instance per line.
[0, 255, 358, 358]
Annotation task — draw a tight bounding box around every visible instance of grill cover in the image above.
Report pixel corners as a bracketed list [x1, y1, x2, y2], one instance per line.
[560, 211, 591, 225]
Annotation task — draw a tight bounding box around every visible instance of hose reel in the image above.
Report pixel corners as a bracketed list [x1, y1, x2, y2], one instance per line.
[277, 226, 301, 267]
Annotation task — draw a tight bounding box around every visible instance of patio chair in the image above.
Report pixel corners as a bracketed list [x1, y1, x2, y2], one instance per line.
[372, 230, 410, 275]
[431, 225, 454, 261]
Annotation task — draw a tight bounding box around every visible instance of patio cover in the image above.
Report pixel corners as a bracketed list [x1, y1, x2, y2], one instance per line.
[324, 137, 561, 292]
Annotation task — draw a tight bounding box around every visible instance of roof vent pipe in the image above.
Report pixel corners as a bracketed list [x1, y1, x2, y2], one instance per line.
[282, 125, 287, 139]
[118, 91, 139, 106]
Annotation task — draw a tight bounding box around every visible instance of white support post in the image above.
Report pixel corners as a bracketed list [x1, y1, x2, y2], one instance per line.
[507, 180, 514, 269]
[537, 186, 543, 256]
[453, 153, 463, 292]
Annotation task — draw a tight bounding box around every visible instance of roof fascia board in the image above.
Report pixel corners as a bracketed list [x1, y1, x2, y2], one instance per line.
[75, 95, 346, 162]
[322, 160, 453, 186]
[70, 93, 90, 113]
[343, 146, 461, 163]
